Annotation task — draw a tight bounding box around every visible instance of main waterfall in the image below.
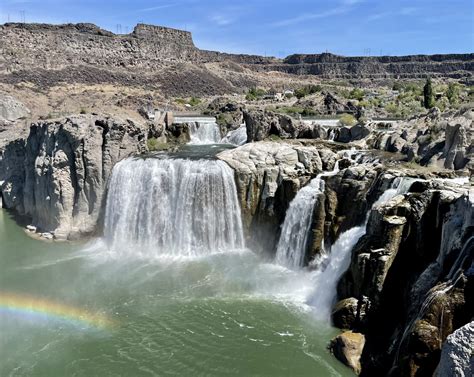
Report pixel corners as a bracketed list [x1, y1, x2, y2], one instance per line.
[104, 156, 244, 256]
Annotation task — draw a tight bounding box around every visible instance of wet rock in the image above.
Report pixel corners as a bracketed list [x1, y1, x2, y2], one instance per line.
[330, 331, 366, 374]
[331, 297, 364, 330]
[217, 141, 335, 253]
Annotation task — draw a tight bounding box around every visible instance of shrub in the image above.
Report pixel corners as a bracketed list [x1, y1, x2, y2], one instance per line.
[349, 88, 365, 101]
[189, 97, 201, 107]
[147, 137, 159, 151]
[338, 113, 357, 126]
[294, 84, 322, 99]
[80, 107, 87, 114]
[446, 83, 459, 105]
[246, 87, 266, 101]
[392, 82, 403, 91]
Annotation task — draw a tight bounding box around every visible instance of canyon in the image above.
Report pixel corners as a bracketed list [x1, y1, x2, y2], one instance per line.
[0, 21, 473, 377]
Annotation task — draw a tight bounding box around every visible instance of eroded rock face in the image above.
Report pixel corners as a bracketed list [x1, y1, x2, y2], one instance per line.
[217, 141, 336, 252]
[243, 110, 304, 142]
[334, 183, 473, 376]
[0, 114, 146, 239]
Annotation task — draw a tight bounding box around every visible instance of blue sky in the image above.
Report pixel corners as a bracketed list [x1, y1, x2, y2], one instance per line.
[1, 0, 473, 56]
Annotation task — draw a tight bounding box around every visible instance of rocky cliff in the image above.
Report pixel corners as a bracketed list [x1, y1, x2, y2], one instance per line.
[0, 114, 146, 239]
[0, 23, 472, 96]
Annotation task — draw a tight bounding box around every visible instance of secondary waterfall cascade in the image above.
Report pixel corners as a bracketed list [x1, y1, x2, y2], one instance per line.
[104, 157, 244, 256]
[174, 117, 222, 145]
[308, 176, 416, 320]
[275, 163, 340, 268]
[221, 124, 248, 146]
[188, 121, 222, 144]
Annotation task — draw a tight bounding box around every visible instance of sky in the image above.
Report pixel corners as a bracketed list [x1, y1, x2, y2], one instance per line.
[1, 0, 473, 57]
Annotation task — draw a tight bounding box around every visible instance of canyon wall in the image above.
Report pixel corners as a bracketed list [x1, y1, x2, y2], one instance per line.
[0, 23, 472, 95]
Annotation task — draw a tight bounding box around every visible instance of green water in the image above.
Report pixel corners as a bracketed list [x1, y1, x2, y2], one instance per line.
[0, 210, 353, 377]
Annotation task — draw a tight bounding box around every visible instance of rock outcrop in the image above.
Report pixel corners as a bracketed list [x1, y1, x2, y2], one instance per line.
[217, 141, 337, 252]
[0, 92, 30, 121]
[435, 321, 474, 377]
[330, 331, 366, 375]
[0, 114, 146, 239]
[333, 179, 473, 376]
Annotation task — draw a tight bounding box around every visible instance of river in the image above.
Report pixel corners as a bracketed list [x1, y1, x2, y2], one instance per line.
[0, 207, 353, 376]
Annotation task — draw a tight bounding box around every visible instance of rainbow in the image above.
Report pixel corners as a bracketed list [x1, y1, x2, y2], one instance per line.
[0, 292, 117, 330]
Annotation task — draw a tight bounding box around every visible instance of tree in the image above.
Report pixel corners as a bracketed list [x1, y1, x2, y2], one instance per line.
[423, 78, 434, 109]
[446, 83, 459, 105]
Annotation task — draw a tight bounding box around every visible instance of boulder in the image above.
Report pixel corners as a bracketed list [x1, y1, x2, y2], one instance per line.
[0, 93, 30, 121]
[330, 331, 366, 374]
[443, 118, 471, 170]
[243, 110, 304, 142]
[435, 321, 474, 377]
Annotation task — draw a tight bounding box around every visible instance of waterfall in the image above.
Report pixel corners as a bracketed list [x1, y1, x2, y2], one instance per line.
[174, 117, 222, 144]
[103, 157, 244, 257]
[188, 121, 221, 144]
[221, 124, 247, 146]
[275, 163, 340, 268]
[308, 176, 415, 319]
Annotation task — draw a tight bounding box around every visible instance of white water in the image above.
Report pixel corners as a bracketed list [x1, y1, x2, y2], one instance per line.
[221, 124, 248, 146]
[275, 163, 340, 269]
[308, 176, 416, 320]
[173, 117, 222, 144]
[103, 157, 244, 256]
[188, 121, 222, 144]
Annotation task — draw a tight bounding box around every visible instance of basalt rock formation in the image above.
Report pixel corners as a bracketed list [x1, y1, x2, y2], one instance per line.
[0, 23, 472, 96]
[0, 114, 146, 239]
[217, 141, 337, 252]
[334, 179, 473, 377]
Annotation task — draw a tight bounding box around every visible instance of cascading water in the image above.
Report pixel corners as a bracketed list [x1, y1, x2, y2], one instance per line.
[174, 117, 222, 144]
[221, 124, 248, 146]
[188, 121, 222, 144]
[104, 156, 244, 257]
[308, 176, 416, 320]
[275, 163, 340, 269]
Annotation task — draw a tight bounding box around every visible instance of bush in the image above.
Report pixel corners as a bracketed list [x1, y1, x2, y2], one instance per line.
[349, 88, 365, 101]
[338, 113, 357, 126]
[446, 83, 459, 105]
[294, 84, 322, 99]
[392, 82, 403, 91]
[246, 88, 266, 101]
[189, 97, 201, 107]
[80, 107, 87, 114]
[147, 137, 159, 151]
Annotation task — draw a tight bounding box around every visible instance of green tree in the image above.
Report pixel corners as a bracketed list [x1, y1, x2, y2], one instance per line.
[446, 83, 459, 105]
[423, 78, 434, 109]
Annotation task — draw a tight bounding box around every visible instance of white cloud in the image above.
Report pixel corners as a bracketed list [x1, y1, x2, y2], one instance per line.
[271, 0, 365, 27]
[210, 14, 234, 26]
